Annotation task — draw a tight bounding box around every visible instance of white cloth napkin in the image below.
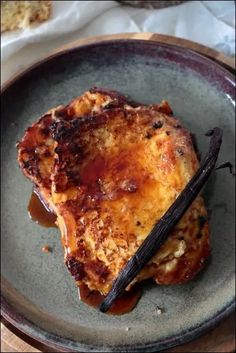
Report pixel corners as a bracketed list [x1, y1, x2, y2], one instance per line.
[1, 1, 118, 61]
[1, 1, 235, 83]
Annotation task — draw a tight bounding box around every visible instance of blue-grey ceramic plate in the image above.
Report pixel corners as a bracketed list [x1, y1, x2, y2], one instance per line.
[1, 39, 235, 352]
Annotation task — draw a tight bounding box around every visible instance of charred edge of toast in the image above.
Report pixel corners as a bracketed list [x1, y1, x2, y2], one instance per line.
[21, 153, 41, 178]
[16, 113, 55, 186]
[50, 109, 124, 142]
[50, 102, 174, 143]
[65, 255, 110, 284]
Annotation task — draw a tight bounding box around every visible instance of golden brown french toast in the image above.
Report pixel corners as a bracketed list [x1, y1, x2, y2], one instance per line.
[17, 88, 210, 295]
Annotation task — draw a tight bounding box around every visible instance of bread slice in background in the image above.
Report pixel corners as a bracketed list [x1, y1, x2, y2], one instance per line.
[1, 0, 51, 33]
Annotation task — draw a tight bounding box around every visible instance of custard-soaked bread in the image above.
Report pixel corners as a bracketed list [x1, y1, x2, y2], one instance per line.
[17, 88, 210, 295]
[1, 1, 51, 32]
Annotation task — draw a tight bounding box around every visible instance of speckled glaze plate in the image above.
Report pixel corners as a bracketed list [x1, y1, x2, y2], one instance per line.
[1, 39, 235, 352]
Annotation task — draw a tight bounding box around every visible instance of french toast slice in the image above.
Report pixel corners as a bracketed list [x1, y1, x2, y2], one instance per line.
[17, 89, 210, 295]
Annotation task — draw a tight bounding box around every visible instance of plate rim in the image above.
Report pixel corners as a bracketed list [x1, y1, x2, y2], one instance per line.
[1, 38, 235, 352]
[1, 294, 235, 352]
[1, 38, 235, 95]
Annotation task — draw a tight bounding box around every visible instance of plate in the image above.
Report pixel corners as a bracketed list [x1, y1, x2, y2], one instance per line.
[1, 39, 235, 352]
